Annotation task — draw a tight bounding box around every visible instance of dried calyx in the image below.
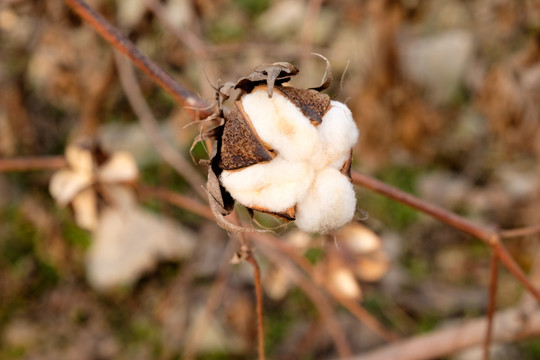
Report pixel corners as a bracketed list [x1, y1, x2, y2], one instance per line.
[200, 55, 359, 233]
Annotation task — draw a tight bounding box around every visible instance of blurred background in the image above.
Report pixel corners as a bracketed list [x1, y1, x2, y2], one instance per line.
[1, 0, 540, 359]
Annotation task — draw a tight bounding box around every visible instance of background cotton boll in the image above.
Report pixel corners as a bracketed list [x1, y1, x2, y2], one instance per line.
[241, 89, 319, 162]
[220, 158, 314, 213]
[295, 168, 357, 233]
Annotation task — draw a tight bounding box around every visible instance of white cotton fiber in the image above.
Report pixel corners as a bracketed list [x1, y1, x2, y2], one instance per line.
[241, 88, 318, 162]
[220, 158, 315, 213]
[220, 86, 359, 233]
[310, 101, 359, 170]
[295, 168, 357, 233]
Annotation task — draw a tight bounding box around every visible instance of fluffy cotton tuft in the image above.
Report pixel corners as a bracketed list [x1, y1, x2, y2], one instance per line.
[241, 89, 319, 162]
[220, 158, 314, 213]
[310, 101, 359, 171]
[221, 89, 359, 233]
[295, 168, 357, 233]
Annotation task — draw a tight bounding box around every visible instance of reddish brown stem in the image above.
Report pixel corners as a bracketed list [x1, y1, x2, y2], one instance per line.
[352, 170, 540, 304]
[137, 185, 213, 220]
[114, 52, 207, 200]
[257, 242, 352, 358]
[484, 250, 499, 360]
[182, 240, 236, 360]
[255, 233, 398, 342]
[492, 241, 540, 303]
[0, 156, 67, 172]
[351, 171, 496, 243]
[62, 0, 212, 120]
[500, 225, 540, 239]
[246, 252, 266, 360]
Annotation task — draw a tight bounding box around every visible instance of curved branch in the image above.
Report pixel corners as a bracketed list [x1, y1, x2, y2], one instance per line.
[114, 52, 208, 200]
[62, 0, 213, 120]
[351, 170, 540, 304]
[0, 156, 67, 172]
[351, 171, 496, 243]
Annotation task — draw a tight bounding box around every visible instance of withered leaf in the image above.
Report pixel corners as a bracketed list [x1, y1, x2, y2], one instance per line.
[219, 101, 276, 170]
[235, 62, 299, 97]
[309, 53, 333, 92]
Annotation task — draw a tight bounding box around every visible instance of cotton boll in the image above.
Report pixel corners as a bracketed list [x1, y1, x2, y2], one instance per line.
[220, 158, 314, 213]
[295, 168, 357, 233]
[241, 88, 319, 162]
[311, 101, 359, 170]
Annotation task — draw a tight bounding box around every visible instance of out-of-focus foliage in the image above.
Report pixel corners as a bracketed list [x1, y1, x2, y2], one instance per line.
[1, 0, 540, 359]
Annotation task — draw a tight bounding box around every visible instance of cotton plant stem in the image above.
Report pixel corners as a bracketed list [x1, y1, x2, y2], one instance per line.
[351, 171, 496, 242]
[491, 241, 540, 303]
[299, 0, 323, 69]
[351, 170, 540, 304]
[0, 156, 67, 172]
[484, 250, 499, 360]
[144, 0, 218, 93]
[114, 52, 207, 200]
[136, 185, 213, 220]
[257, 242, 352, 358]
[182, 239, 236, 360]
[254, 233, 398, 342]
[500, 225, 540, 239]
[246, 251, 266, 360]
[62, 0, 212, 120]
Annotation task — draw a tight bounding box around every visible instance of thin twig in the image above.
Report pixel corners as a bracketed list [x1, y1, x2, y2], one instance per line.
[144, 0, 217, 100]
[114, 51, 207, 200]
[351, 171, 496, 243]
[257, 242, 352, 358]
[352, 170, 540, 304]
[254, 233, 398, 342]
[62, 0, 212, 120]
[246, 251, 266, 360]
[137, 184, 213, 220]
[483, 250, 499, 360]
[299, 0, 323, 69]
[500, 225, 540, 239]
[0, 156, 67, 172]
[182, 240, 236, 360]
[491, 240, 540, 303]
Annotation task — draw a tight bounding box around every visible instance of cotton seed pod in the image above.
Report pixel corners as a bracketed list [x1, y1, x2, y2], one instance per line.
[203, 57, 359, 233]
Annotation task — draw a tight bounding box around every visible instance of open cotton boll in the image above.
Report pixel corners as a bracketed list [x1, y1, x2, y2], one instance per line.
[310, 101, 359, 170]
[295, 168, 357, 233]
[241, 88, 319, 162]
[220, 158, 314, 213]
